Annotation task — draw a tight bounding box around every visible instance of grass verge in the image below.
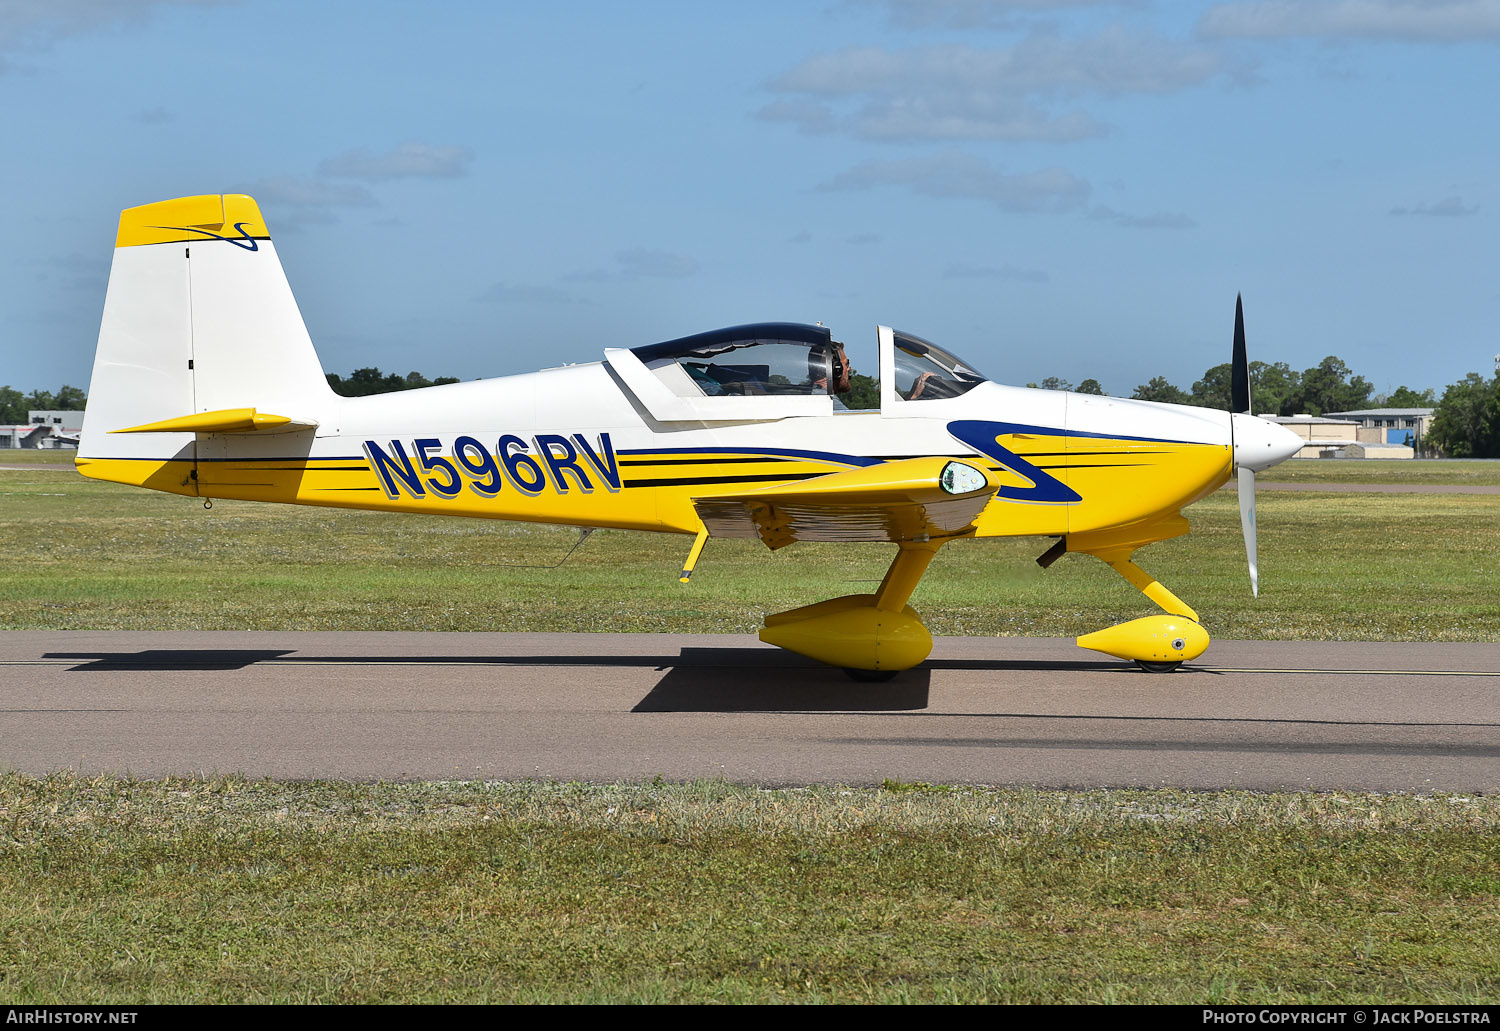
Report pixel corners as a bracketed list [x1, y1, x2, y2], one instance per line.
[1, 775, 1497, 1004]
[1262, 459, 1500, 486]
[2, 466, 1498, 640]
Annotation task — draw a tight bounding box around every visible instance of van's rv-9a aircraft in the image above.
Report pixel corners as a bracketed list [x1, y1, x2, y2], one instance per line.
[79, 194, 1303, 677]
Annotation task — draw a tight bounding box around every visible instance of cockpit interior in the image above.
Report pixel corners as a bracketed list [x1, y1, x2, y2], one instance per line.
[631, 322, 987, 405]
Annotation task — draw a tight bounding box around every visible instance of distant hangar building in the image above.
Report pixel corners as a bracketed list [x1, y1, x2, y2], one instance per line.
[0, 410, 85, 449]
[1323, 408, 1434, 457]
[1259, 411, 1427, 459]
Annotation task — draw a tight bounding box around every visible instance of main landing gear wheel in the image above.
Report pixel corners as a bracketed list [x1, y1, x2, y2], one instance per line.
[844, 668, 900, 682]
[1135, 660, 1182, 674]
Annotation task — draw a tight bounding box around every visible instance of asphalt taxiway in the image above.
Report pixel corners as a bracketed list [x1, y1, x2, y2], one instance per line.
[2, 631, 1496, 791]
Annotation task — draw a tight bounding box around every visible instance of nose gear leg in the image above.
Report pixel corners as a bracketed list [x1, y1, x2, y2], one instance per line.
[1060, 518, 1209, 672]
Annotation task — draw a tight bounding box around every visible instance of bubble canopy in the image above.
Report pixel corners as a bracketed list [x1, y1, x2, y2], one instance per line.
[632, 323, 843, 398]
[630, 322, 989, 403]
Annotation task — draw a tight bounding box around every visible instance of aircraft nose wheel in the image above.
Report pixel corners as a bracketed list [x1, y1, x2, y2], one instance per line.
[1135, 660, 1182, 674]
[844, 668, 901, 682]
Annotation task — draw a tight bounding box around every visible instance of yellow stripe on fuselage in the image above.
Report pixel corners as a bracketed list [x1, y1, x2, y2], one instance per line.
[74, 457, 199, 497]
[968, 431, 1231, 537]
[79, 450, 861, 535]
[623, 451, 863, 534]
[1061, 435, 1230, 532]
[77, 434, 1231, 542]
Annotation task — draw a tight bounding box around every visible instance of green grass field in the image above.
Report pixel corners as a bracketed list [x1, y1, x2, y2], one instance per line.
[2, 458, 1498, 1004]
[2, 460, 1497, 640]
[3, 776, 1497, 1004]
[1262, 459, 1500, 486]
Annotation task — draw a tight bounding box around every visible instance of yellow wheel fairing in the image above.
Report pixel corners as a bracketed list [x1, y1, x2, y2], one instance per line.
[760, 595, 933, 671]
[1077, 615, 1210, 664]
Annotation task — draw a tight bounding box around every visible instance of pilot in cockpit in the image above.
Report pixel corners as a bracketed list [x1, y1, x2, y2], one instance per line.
[809, 339, 854, 408]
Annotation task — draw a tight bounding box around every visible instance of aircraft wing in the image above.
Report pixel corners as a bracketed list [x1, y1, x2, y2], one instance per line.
[691, 456, 999, 549]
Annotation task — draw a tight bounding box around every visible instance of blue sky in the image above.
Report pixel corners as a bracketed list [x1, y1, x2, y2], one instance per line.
[3, 0, 1496, 401]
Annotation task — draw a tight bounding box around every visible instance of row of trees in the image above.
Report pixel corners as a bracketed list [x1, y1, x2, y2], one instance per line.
[1037, 355, 1500, 456]
[1040, 356, 1433, 418]
[2, 370, 465, 419]
[8, 359, 1499, 456]
[1427, 373, 1500, 458]
[325, 368, 460, 397]
[0, 385, 87, 423]
[1, 369, 464, 419]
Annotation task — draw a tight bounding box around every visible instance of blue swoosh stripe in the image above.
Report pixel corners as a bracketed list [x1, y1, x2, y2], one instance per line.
[947, 420, 1082, 504]
[615, 446, 881, 467]
[150, 221, 263, 251]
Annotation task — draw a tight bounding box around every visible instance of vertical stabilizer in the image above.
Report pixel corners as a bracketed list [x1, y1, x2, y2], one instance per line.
[79, 194, 338, 485]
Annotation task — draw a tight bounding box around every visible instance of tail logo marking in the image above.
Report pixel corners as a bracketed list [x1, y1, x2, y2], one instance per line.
[149, 222, 262, 251]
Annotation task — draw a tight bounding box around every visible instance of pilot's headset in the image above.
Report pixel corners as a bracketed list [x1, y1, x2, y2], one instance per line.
[807, 343, 834, 392]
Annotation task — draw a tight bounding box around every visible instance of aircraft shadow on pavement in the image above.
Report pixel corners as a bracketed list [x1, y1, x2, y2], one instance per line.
[42, 645, 933, 712]
[45, 649, 296, 671]
[635, 656, 932, 712]
[629, 650, 1147, 712]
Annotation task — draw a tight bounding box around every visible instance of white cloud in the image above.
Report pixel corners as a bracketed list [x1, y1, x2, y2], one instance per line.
[235, 176, 376, 232]
[757, 100, 837, 135]
[763, 29, 1232, 142]
[0, 0, 233, 69]
[241, 177, 377, 208]
[614, 248, 700, 279]
[475, 282, 579, 304]
[861, 0, 1134, 30]
[1200, 0, 1500, 42]
[265, 208, 339, 232]
[563, 249, 702, 283]
[759, 91, 1104, 143]
[943, 261, 1050, 282]
[819, 150, 1091, 214]
[318, 142, 475, 181]
[1389, 196, 1480, 216]
[1089, 204, 1198, 228]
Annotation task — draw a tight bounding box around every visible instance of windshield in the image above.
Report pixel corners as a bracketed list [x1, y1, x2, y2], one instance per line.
[892, 331, 987, 400]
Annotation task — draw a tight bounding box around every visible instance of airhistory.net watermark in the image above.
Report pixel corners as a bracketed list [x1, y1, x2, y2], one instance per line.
[4, 1012, 137, 1025]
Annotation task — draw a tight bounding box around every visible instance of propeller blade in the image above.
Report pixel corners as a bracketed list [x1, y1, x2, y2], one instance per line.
[1231, 293, 1250, 414]
[1238, 465, 1258, 597]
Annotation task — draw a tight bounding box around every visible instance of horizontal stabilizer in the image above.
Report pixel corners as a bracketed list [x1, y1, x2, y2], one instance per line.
[110, 407, 317, 435]
[692, 456, 998, 548]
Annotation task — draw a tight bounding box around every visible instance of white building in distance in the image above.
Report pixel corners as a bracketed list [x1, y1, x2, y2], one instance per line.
[0, 410, 86, 449]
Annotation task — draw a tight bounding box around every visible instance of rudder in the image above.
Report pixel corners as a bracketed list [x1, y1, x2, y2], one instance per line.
[79, 194, 337, 483]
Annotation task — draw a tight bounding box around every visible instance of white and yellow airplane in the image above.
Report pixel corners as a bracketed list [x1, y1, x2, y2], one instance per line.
[78, 194, 1302, 677]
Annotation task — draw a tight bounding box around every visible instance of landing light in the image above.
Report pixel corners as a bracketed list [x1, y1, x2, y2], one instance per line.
[939, 461, 986, 495]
